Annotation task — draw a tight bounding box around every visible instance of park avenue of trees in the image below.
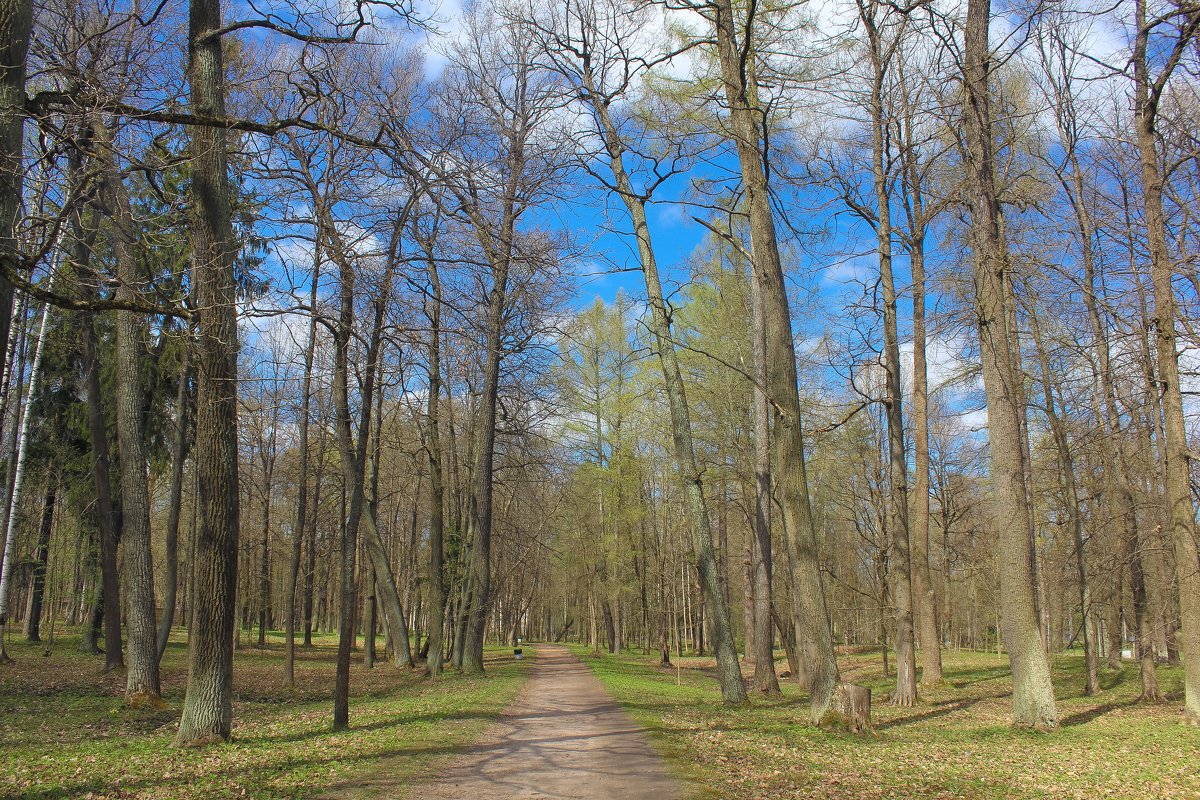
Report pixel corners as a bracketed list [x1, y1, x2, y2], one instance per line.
[0, 0, 1198, 756]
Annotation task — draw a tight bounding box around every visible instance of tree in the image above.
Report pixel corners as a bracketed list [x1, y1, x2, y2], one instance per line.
[1129, 0, 1200, 725]
[706, 0, 842, 721]
[522, 0, 748, 703]
[959, 0, 1057, 730]
[175, 0, 242, 745]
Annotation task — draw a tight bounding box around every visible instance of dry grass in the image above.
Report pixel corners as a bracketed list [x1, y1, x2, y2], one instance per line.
[0, 630, 530, 799]
[577, 646, 1200, 799]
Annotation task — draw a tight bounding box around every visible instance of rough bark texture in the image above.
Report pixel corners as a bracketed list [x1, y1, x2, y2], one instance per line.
[961, 0, 1057, 730]
[1131, 0, 1200, 724]
[0, 0, 32, 403]
[823, 683, 873, 734]
[710, 0, 839, 720]
[101, 121, 162, 704]
[175, 0, 241, 746]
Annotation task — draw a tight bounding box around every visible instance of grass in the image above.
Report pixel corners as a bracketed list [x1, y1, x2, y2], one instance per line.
[572, 645, 1200, 800]
[0, 630, 531, 799]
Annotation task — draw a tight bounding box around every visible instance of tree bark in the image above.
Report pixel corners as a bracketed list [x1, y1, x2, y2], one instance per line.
[157, 344, 191, 662]
[960, 0, 1057, 729]
[175, 0, 242, 745]
[0, 0, 32, 410]
[98, 119, 162, 704]
[1028, 306, 1099, 696]
[23, 480, 54, 642]
[286, 265, 319, 685]
[1131, 0, 1200, 724]
[710, 0, 838, 719]
[579, 62, 746, 704]
[749, 262, 780, 696]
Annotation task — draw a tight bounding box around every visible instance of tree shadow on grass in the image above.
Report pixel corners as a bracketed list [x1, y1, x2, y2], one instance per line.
[237, 708, 500, 745]
[12, 736, 480, 800]
[1058, 698, 1139, 727]
[874, 696, 993, 731]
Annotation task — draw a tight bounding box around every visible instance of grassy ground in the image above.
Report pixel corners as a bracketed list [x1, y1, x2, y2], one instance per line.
[0, 630, 530, 799]
[573, 645, 1200, 800]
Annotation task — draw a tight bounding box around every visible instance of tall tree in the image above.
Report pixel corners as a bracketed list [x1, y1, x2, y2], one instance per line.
[707, 0, 841, 721]
[1130, 0, 1200, 725]
[959, 0, 1057, 729]
[175, 0, 242, 745]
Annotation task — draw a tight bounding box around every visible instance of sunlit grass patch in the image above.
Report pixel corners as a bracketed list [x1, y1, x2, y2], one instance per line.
[0, 632, 530, 799]
[573, 645, 1199, 799]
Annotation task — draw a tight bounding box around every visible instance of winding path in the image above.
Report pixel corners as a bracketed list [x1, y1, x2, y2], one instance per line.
[411, 645, 683, 799]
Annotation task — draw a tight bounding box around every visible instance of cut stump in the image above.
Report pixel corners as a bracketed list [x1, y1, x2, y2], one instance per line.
[820, 683, 872, 733]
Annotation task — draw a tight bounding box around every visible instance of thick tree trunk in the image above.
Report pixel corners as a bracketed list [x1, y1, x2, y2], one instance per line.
[961, 0, 1057, 730]
[861, 14, 917, 705]
[710, 0, 838, 720]
[175, 0, 242, 745]
[100, 121, 162, 704]
[1132, 0, 1200, 724]
[0, 0, 31, 410]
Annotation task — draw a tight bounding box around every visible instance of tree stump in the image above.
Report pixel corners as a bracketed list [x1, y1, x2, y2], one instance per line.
[820, 683, 872, 733]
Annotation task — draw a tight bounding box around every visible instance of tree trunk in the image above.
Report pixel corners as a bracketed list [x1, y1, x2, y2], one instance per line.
[100, 119, 162, 704]
[909, 234, 941, 684]
[1029, 306, 1099, 696]
[157, 345, 191, 662]
[1131, 0, 1200, 724]
[749, 261, 779, 696]
[960, 0, 1057, 730]
[80, 301, 123, 671]
[0, 0, 32, 414]
[23, 480, 54, 642]
[424, 245, 447, 677]
[286, 265, 319, 684]
[579, 59, 746, 704]
[175, 0, 242, 745]
[710, 0, 838, 719]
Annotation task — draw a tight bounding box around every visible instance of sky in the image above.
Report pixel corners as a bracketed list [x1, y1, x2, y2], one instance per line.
[238, 0, 1200, 446]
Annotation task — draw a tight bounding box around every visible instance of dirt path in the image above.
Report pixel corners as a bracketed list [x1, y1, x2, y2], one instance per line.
[409, 645, 684, 799]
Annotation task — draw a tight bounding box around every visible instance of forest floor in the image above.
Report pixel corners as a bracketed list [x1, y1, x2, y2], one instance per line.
[574, 645, 1200, 799]
[0, 631, 529, 799]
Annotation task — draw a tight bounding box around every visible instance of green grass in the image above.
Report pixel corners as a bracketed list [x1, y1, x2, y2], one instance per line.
[0, 631, 531, 799]
[573, 645, 1200, 799]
